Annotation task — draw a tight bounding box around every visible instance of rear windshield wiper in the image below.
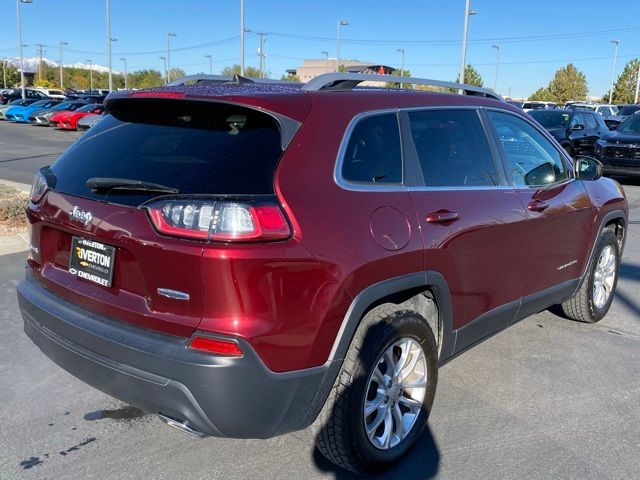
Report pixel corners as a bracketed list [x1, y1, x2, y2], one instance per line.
[86, 177, 179, 194]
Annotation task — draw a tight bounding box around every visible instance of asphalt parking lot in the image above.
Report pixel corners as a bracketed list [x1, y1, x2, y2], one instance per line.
[0, 121, 639, 479]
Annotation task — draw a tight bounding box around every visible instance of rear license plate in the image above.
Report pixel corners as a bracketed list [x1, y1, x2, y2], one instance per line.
[69, 236, 116, 287]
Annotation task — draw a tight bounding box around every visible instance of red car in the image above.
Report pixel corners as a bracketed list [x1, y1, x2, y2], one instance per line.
[18, 73, 628, 474]
[50, 104, 104, 130]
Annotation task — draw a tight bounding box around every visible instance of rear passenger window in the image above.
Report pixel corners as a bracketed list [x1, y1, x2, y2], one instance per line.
[408, 110, 498, 187]
[488, 111, 569, 187]
[342, 113, 402, 184]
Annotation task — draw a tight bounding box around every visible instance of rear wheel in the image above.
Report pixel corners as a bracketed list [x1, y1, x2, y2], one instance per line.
[561, 229, 619, 323]
[313, 306, 438, 474]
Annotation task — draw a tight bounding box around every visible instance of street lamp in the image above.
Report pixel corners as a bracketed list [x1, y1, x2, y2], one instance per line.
[240, 0, 245, 76]
[336, 20, 348, 72]
[120, 57, 127, 89]
[204, 55, 212, 75]
[106, 0, 113, 91]
[321, 50, 329, 73]
[609, 40, 620, 104]
[458, 0, 477, 85]
[491, 44, 500, 92]
[86, 59, 93, 91]
[167, 32, 176, 82]
[397, 48, 405, 77]
[2, 59, 6, 89]
[634, 62, 640, 104]
[16, 0, 33, 99]
[59, 41, 68, 89]
[159, 56, 167, 83]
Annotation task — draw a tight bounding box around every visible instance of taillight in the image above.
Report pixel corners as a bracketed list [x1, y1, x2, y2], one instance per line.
[189, 336, 243, 356]
[146, 197, 291, 242]
[29, 169, 49, 203]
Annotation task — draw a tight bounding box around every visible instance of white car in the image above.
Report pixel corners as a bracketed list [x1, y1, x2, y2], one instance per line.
[34, 88, 66, 100]
[522, 101, 557, 112]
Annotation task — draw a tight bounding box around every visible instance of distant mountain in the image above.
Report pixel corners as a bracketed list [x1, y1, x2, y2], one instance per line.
[5, 57, 117, 74]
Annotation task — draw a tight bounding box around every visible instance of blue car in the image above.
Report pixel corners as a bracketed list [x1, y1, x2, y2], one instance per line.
[6, 99, 62, 123]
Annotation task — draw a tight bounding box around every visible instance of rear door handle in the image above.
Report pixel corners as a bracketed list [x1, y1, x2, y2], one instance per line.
[527, 200, 549, 212]
[425, 211, 460, 224]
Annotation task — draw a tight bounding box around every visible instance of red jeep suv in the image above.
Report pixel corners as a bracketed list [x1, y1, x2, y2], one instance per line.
[18, 73, 628, 474]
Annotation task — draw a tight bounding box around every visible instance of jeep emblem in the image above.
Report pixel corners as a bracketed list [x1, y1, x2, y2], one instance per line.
[69, 206, 93, 226]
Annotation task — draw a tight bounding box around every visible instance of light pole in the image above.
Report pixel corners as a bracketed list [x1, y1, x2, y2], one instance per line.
[120, 57, 127, 89]
[159, 56, 167, 83]
[634, 62, 640, 104]
[86, 59, 93, 91]
[336, 20, 348, 72]
[256, 32, 268, 78]
[397, 48, 405, 77]
[2, 59, 6, 89]
[609, 40, 620, 104]
[167, 32, 176, 82]
[16, 0, 33, 99]
[240, 0, 245, 76]
[59, 41, 68, 89]
[106, 0, 112, 90]
[321, 51, 329, 73]
[204, 55, 212, 75]
[491, 44, 500, 92]
[458, 0, 477, 85]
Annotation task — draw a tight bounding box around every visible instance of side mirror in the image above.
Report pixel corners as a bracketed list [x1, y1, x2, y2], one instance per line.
[574, 156, 603, 181]
[570, 124, 585, 131]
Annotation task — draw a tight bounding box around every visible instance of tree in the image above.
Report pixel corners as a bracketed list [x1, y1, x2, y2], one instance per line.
[529, 87, 554, 101]
[281, 73, 300, 82]
[385, 69, 413, 89]
[457, 64, 483, 87]
[221, 64, 263, 78]
[547, 63, 588, 103]
[609, 59, 640, 104]
[0, 62, 20, 88]
[128, 69, 164, 89]
[168, 68, 186, 82]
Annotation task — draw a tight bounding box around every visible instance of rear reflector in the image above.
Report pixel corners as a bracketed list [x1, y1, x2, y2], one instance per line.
[189, 336, 243, 356]
[146, 197, 291, 242]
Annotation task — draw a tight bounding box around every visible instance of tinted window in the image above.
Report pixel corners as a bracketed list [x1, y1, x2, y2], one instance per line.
[488, 111, 569, 187]
[408, 110, 498, 187]
[523, 103, 545, 110]
[617, 115, 640, 133]
[618, 105, 640, 116]
[51, 101, 283, 206]
[529, 110, 570, 128]
[342, 113, 402, 184]
[570, 113, 590, 128]
[583, 113, 598, 129]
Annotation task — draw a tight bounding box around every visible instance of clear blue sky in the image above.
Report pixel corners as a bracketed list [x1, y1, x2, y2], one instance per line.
[1, 0, 640, 98]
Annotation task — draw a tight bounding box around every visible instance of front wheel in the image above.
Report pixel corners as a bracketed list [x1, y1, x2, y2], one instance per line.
[313, 306, 438, 474]
[561, 228, 620, 323]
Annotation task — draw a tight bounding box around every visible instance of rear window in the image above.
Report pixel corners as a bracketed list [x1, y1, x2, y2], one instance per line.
[51, 100, 283, 206]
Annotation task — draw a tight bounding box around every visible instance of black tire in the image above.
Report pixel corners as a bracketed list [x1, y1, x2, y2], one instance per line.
[312, 305, 438, 475]
[561, 228, 620, 323]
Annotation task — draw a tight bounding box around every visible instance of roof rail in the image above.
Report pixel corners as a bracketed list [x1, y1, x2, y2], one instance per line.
[167, 74, 290, 87]
[300, 73, 503, 101]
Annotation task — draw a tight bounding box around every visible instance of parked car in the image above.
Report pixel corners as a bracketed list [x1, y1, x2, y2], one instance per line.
[29, 100, 88, 126]
[522, 101, 557, 112]
[5, 99, 62, 123]
[50, 104, 105, 130]
[18, 73, 628, 475]
[615, 104, 640, 120]
[0, 87, 49, 105]
[77, 113, 103, 132]
[528, 108, 608, 156]
[506, 100, 523, 108]
[0, 98, 36, 120]
[593, 113, 640, 176]
[35, 88, 66, 100]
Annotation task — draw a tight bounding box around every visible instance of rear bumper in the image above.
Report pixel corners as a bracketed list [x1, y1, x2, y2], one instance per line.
[18, 273, 338, 438]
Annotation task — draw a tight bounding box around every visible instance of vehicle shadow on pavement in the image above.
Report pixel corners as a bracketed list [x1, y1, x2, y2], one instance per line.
[615, 262, 640, 317]
[311, 321, 441, 479]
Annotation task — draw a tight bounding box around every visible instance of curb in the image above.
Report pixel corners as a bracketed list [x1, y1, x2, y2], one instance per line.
[0, 230, 29, 256]
[0, 179, 31, 194]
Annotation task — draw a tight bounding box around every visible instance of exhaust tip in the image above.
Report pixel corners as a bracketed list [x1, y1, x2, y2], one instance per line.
[158, 414, 208, 438]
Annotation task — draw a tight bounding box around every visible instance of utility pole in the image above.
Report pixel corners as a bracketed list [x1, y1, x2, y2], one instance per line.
[35, 43, 45, 82]
[255, 32, 267, 78]
[16, 0, 33, 99]
[159, 56, 167, 83]
[120, 57, 127, 89]
[59, 41, 68, 89]
[167, 33, 176, 82]
[634, 62, 640, 104]
[2, 59, 6, 89]
[106, 0, 112, 90]
[86, 59, 93, 91]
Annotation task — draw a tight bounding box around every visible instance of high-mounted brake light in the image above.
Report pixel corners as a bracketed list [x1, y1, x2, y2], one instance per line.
[146, 198, 291, 242]
[189, 336, 243, 356]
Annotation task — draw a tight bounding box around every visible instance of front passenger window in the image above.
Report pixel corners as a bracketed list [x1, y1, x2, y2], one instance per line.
[488, 111, 569, 187]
